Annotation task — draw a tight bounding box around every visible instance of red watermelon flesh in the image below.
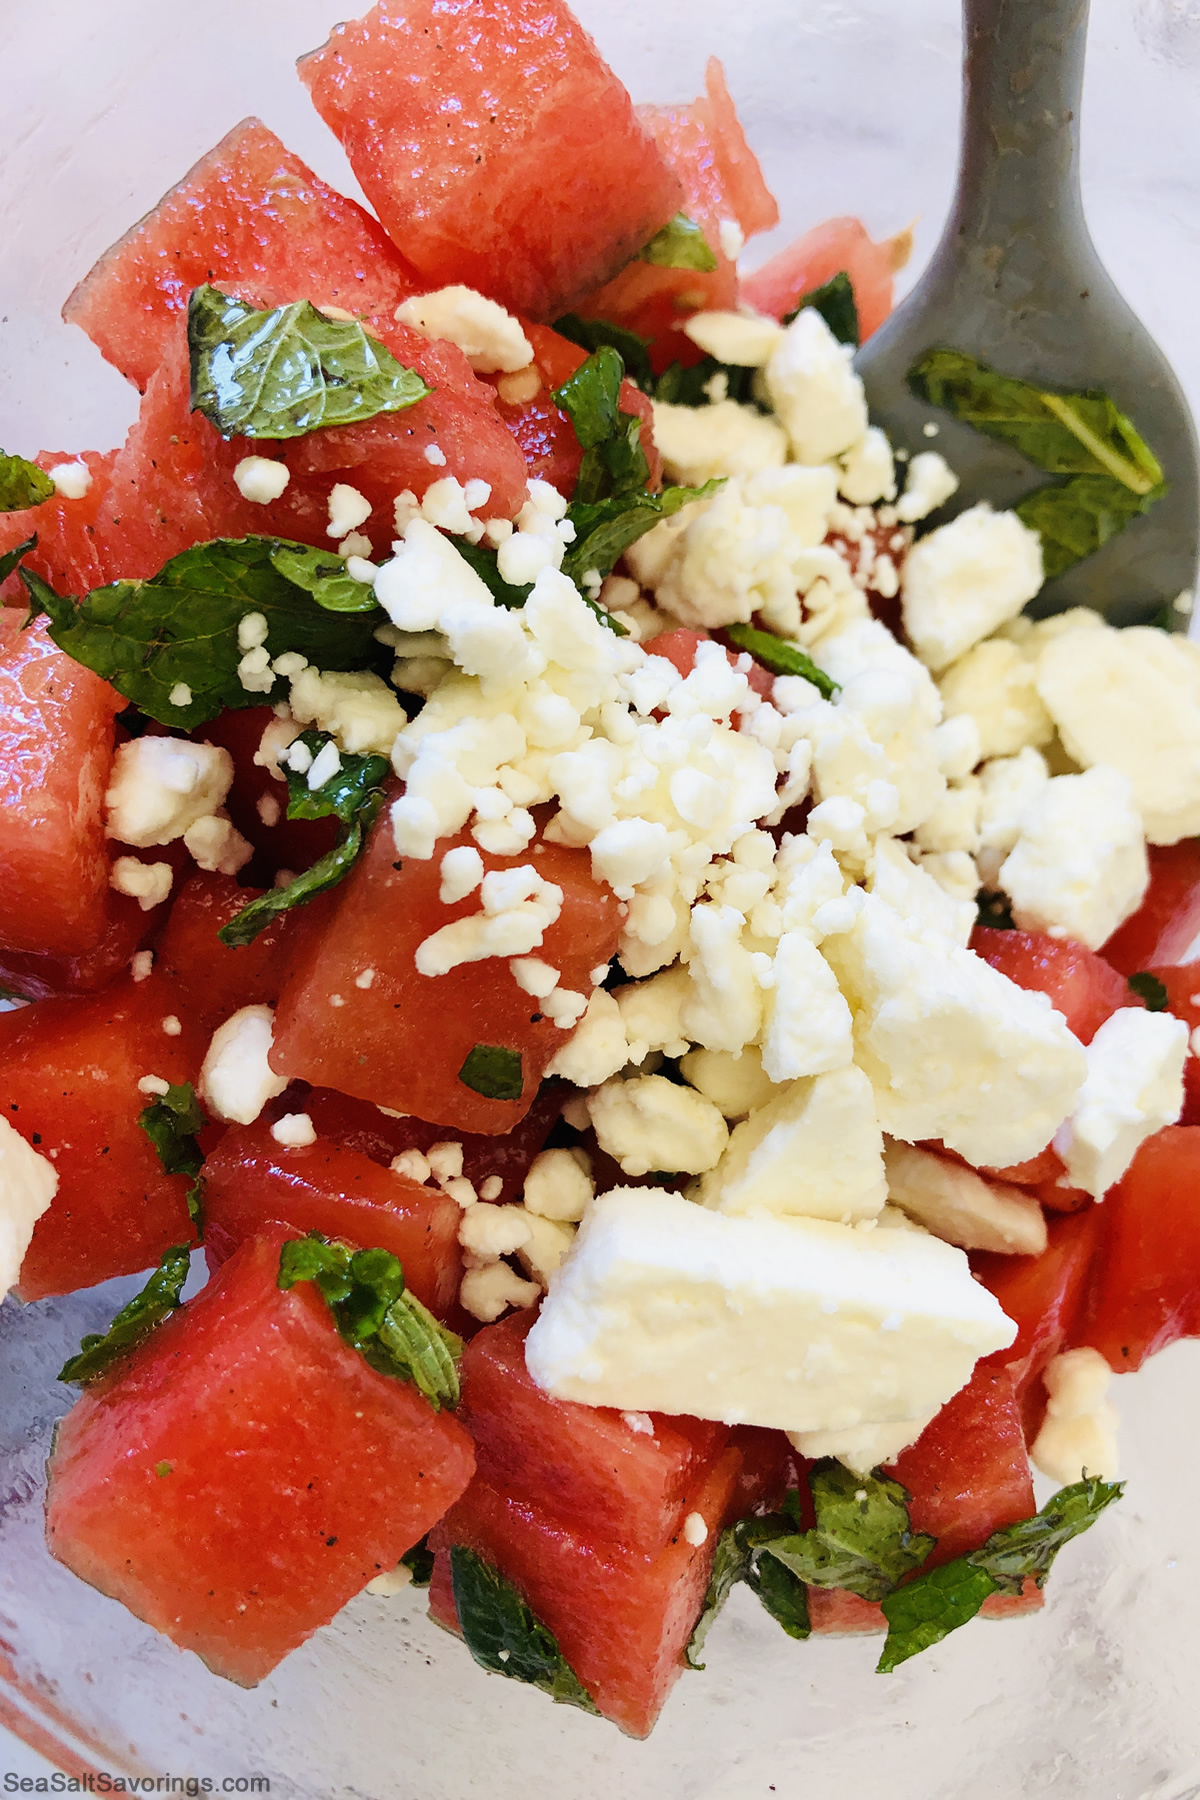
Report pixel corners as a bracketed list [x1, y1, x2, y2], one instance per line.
[458, 1311, 728, 1554]
[45, 1223, 476, 1687]
[63, 117, 421, 393]
[808, 1579, 1043, 1636]
[429, 1449, 740, 1736]
[299, 0, 682, 322]
[971, 924, 1131, 1045]
[201, 1120, 462, 1319]
[1102, 840, 1200, 976]
[741, 215, 902, 341]
[0, 452, 118, 603]
[195, 707, 339, 886]
[0, 883, 163, 1005]
[974, 1211, 1101, 1409]
[0, 613, 121, 958]
[9, 974, 206, 1300]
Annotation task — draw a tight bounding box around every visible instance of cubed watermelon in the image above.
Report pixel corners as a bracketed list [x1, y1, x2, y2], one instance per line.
[270, 822, 622, 1133]
[970, 924, 1131, 1044]
[46, 1223, 476, 1686]
[0, 878, 164, 1004]
[974, 1209, 1102, 1437]
[195, 706, 340, 883]
[0, 452, 117, 602]
[202, 1119, 462, 1318]
[0, 613, 121, 958]
[740, 215, 902, 341]
[299, 0, 683, 320]
[807, 1577, 1043, 1635]
[1102, 840, 1200, 975]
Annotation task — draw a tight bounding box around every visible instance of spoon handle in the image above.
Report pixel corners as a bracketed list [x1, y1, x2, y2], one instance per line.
[950, 0, 1089, 252]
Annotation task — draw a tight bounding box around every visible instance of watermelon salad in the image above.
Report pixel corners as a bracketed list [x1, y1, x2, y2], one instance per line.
[3, 0, 1200, 1742]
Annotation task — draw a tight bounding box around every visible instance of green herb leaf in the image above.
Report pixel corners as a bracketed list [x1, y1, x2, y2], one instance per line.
[745, 1540, 812, 1639]
[278, 1234, 462, 1409]
[59, 1244, 192, 1385]
[783, 271, 860, 347]
[876, 1476, 1123, 1672]
[452, 538, 536, 611]
[401, 1535, 435, 1587]
[976, 889, 1015, 931]
[0, 536, 37, 587]
[553, 347, 626, 452]
[0, 454, 55, 513]
[1128, 971, 1169, 1011]
[724, 623, 839, 698]
[449, 1546, 599, 1713]
[155, 1460, 173, 1478]
[653, 359, 759, 408]
[685, 1525, 748, 1669]
[458, 1044, 523, 1102]
[638, 213, 719, 273]
[759, 1462, 936, 1603]
[908, 349, 1164, 493]
[268, 542, 381, 614]
[21, 536, 386, 730]
[188, 285, 431, 440]
[282, 730, 391, 824]
[139, 1081, 205, 1227]
[219, 782, 387, 948]
[562, 480, 720, 589]
[1015, 473, 1165, 581]
[553, 316, 654, 393]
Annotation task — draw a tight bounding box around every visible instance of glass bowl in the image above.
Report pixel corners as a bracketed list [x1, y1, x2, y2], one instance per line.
[4, 1, 1200, 1792]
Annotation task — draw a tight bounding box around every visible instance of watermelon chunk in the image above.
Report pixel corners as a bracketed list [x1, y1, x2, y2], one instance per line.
[0, 884, 161, 1004]
[741, 216, 903, 341]
[429, 1449, 740, 1736]
[63, 117, 421, 392]
[270, 822, 622, 1133]
[154, 868, 332, 1035]
[1102, 840, 1200, 976]
[202, 1119, 462, 1319]
[457, 1311, 728, 1554]
[974, 1209, 1101, 1435]
[807, 1578, 1043, 1635]
[971, 924, 1131, 1044]
[0, 613, 120, 958]
[46, 1223, 476, 1686]
[298, 0, 683, 320]
[0, 452, 117, 602]
[9, 975, 205, 1300]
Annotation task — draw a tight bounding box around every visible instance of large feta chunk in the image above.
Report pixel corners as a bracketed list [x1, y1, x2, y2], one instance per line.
[901, 505, 1044, 672]
[524, 1188, 1016, 1430]
[651, 399, 788, 484]
[681, 309, 784, 366]
[679, 1045, 779, 1119]
[788, 1415, 937, 1476]
[823, 890, 1087, 1166]
[544, 989, 629, 1087]
[105, 738, 233, 848]
[199, 1005, 289, 1125]
[883, 1140, 1048, 1255]
[998, 765, 1148, 950]
[760, 931, 854, 1080]
[867, 835, 975, 948]
[697, 1063, 886, 1223]
[0, 1115, 57, 1299]
[1054, 1007, 1187, 1198]
[763, 308, 868, 464]
[289, 667, 406, 755]
[975, 746, 1051, 886]
[938, 637, 1053, 761]
[394, 285, 533, 372]
[1031, 1348, 1120, 1483]
[588, 1075, 729, 1178]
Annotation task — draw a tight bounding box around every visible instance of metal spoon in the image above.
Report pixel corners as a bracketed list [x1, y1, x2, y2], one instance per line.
[855, 0, 1199, 627]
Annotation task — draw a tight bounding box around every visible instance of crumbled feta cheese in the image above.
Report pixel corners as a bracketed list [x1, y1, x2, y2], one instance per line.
[588, 1074, 729, 1178]
[1054, 1007, 1187, 1197]
[698, 1064, 886, 1223]
[423, 443, 448, 467]
[510, 956, 559, 999]
[1031, 1348, 1120, 1483]
[340, 531, 374, 560]
[938, 638, 1054, 761]
[345, 556, 378, 587]
[160, 1014, 182, 1037]
[523, 1147, 595, 1223]
[542, 986, 588, 1028]
[524, 1188, 1016, 1431]
[305, 739, 342, 791]
[271, 1113, 317, 1149]
[130, 950, 154, 982]
[256, 792, 281, 829]
[683, 1511, 709, 1547]
[934, 713, 982, 781]
[515, 1212, 577, 1287]
[427, 1142, 464, 1184]
[414, 866, 563, 976]
[883, 1141, 1047, 1255]
[439, 844, 484, 904]
[459, 1202, 532, 1261]
[901, 505, 1044, 672]
[182, 812, 254, 877]
[326, 483, 373, 539]
[760, 931, 854, 1080]
[975, 746, 1051, 886]
[1000, 764, 1149, 949]
[375, 518, 533, 689]
[680, 902, 765, 1054]
[48, 460, 92, 500]
[1035, 624, 1200, 844]
[824, 889, 1087, 1166]
[545, 989, 630, 1087]
[461, 1262, 541, 1322]
[914, 776, 981, 856]
[168, 682, 193, 709]
[614, 964, 693, 1063]
[199, 1006, 289, 1125]
[237, 646, 275, 694]
[763, 308, 868, 464]
[650, 399, 788, 484]
[679, 1045, 777, 1119]
[893, 451, 958, 524]
[421, 476, 480, 536]
[237, 612, 269, 653]
[395, 285, 533, 373]
[365, 1561, 414, 1597]
[289, 668, 406, 756]
[392, 1149, 433, 1185]
[105, 738, 234, 848]
[867, 835, 974, 948]
[0, 1115, 57, 1300]
[837, 427, 897, 507]
[788, 1415, 937, 1476]
[681, 310, 784, 367]
[109, 856, 173, 911]
[233, 456, 290, 505]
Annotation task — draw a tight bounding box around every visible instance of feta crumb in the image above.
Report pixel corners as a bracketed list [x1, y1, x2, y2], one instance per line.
[256, 792, 281, 829]
[415, 866, 563, 976]
[289, 667, 406, 755]
[355, 967, 376, 990]
[340, 531, 374, 560]
[1054, 1007, 1187, 1197]
[395, 286, 533, 373]
[233, 457, 290, 505]
[999, 765, 1148, 950]
[105, 738, 234, 848]
[901, 505, 1044, 672]
[624, 1411, 655, 1436]
[510, 957, 559, 998]
[679, 1045, 777, 1119]
[326, 483, 373, 539]
[893, 451, 958, 524]
[306, 739, 342, 791]
[182, 813, 254, 877]
[760, 931, 855, 1080]
[425, 1142, 464, 1186]
[545, 989, 630, 1087]
[365, 1562, 414, 1598]
[976, 747, 1051, 886]
[130, 950, 154, 982]
[838, 427, 897, 506]
[883, 1141, 1047, 1255]
[424, 443, 448, 467]
[109, 856, 173, 911]
[48, 460, 92, 500]
[1031, 1348, 1120, 1483]
[588, 1074, 729, 1178]
[345, 556, 378, 587]
[459, 1202, 532, 1260]
[514, 1211, 577, 1287]
[460, 1261, 541, 1322]
[237, 646, 274, 694]
[523, 1147, 595, 1222]
[237, 611, 270, 652]
[938, 638, 1053, 761]
[0, 1117, 57, 1298]
[199, 1006, 289, 1125]
[168, 682, 193, 709]
[542, 987, 588, 1028]
[478, 1175, 504, 1201]
[681, 310, 783, 367]
[160, 1014, 182, 1038]
[137, 1075, 170, 1096]
[391, 1149, 433, 1185]
[683, 1511, 709, 1547]
[271, 1113, 318, 1149]
[651, 399, 788, 485]
[763, 308, 868, 464]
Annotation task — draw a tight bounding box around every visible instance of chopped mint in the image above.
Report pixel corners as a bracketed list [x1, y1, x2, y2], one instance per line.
[281, 730, 391, 825]
[449, 1546, 598, 1714]
[1128, 971, 1169, 1012]
[0, 535, 37, 586]
[138, 1081, 205, 1229]
[268, 542, 381, 614]
[188, 285, 431, 440]
[401, 1535, 435, 1587]
[154, 1460, 173, 1478]
[20, 536, 386, 730]
[877, 1476, 1123, 1672]
[724, 623, 839, 697]
[685, 1525, 748, 1669]
[562, 483, 718, 592]
[59, 1244, 192, 1386]
[552, 315, 654, 392]
[744, 1536, 812, 1640]
[653, 358, 758, 408]
[783, 270, 860, 347]
[1015, 473, 1165, 582]
[458, 1044, 523, 1103]
[638, 213, 719, 273]
[687, 1507, 811, 1662]
[0, 454, 55, 513]
[553, 346, 627, 455]
[278, 1234, 462, 1410]
[759, 1462, 936, 1603]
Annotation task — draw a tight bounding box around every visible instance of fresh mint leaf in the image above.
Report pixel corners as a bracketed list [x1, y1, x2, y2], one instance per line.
[20, 536, 386, 730]
[760, 1462, 936, 1603]
[218, 780, 387, 948]
[1015, 473, 1165, 581]
[452, 538, 535, 611]
[745, 1541, 812, 1639]
[188, 285, 431, 440]
[639, 213, 718, 273]
[282, 730, 391, 825]
[908, 349, 1164, 493]
[401, 1535, 435, 1587]
[561, 480, 720, 589]
[59, 1244, 192, 1385]
[653, 359, 758, 408]
[139, 1081, 205, 1229]
[0, 536, 37, 587]
[458, 1044, 523, 1102]
[1128, 971, 1169, 1012]
[724, 623, 839, 698]
[449, 1546, 599, 1714]
[783, 271, 860, 347]
[553, 316, 653, 393]
[553, 347, 626, 452]
[877, 1476, 1123, 1672]
[278, 1234, 462, 1409]
[268, 542, 380, 614]
[686, 1525, 748, 1669]
[0, 454, 55, 512]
